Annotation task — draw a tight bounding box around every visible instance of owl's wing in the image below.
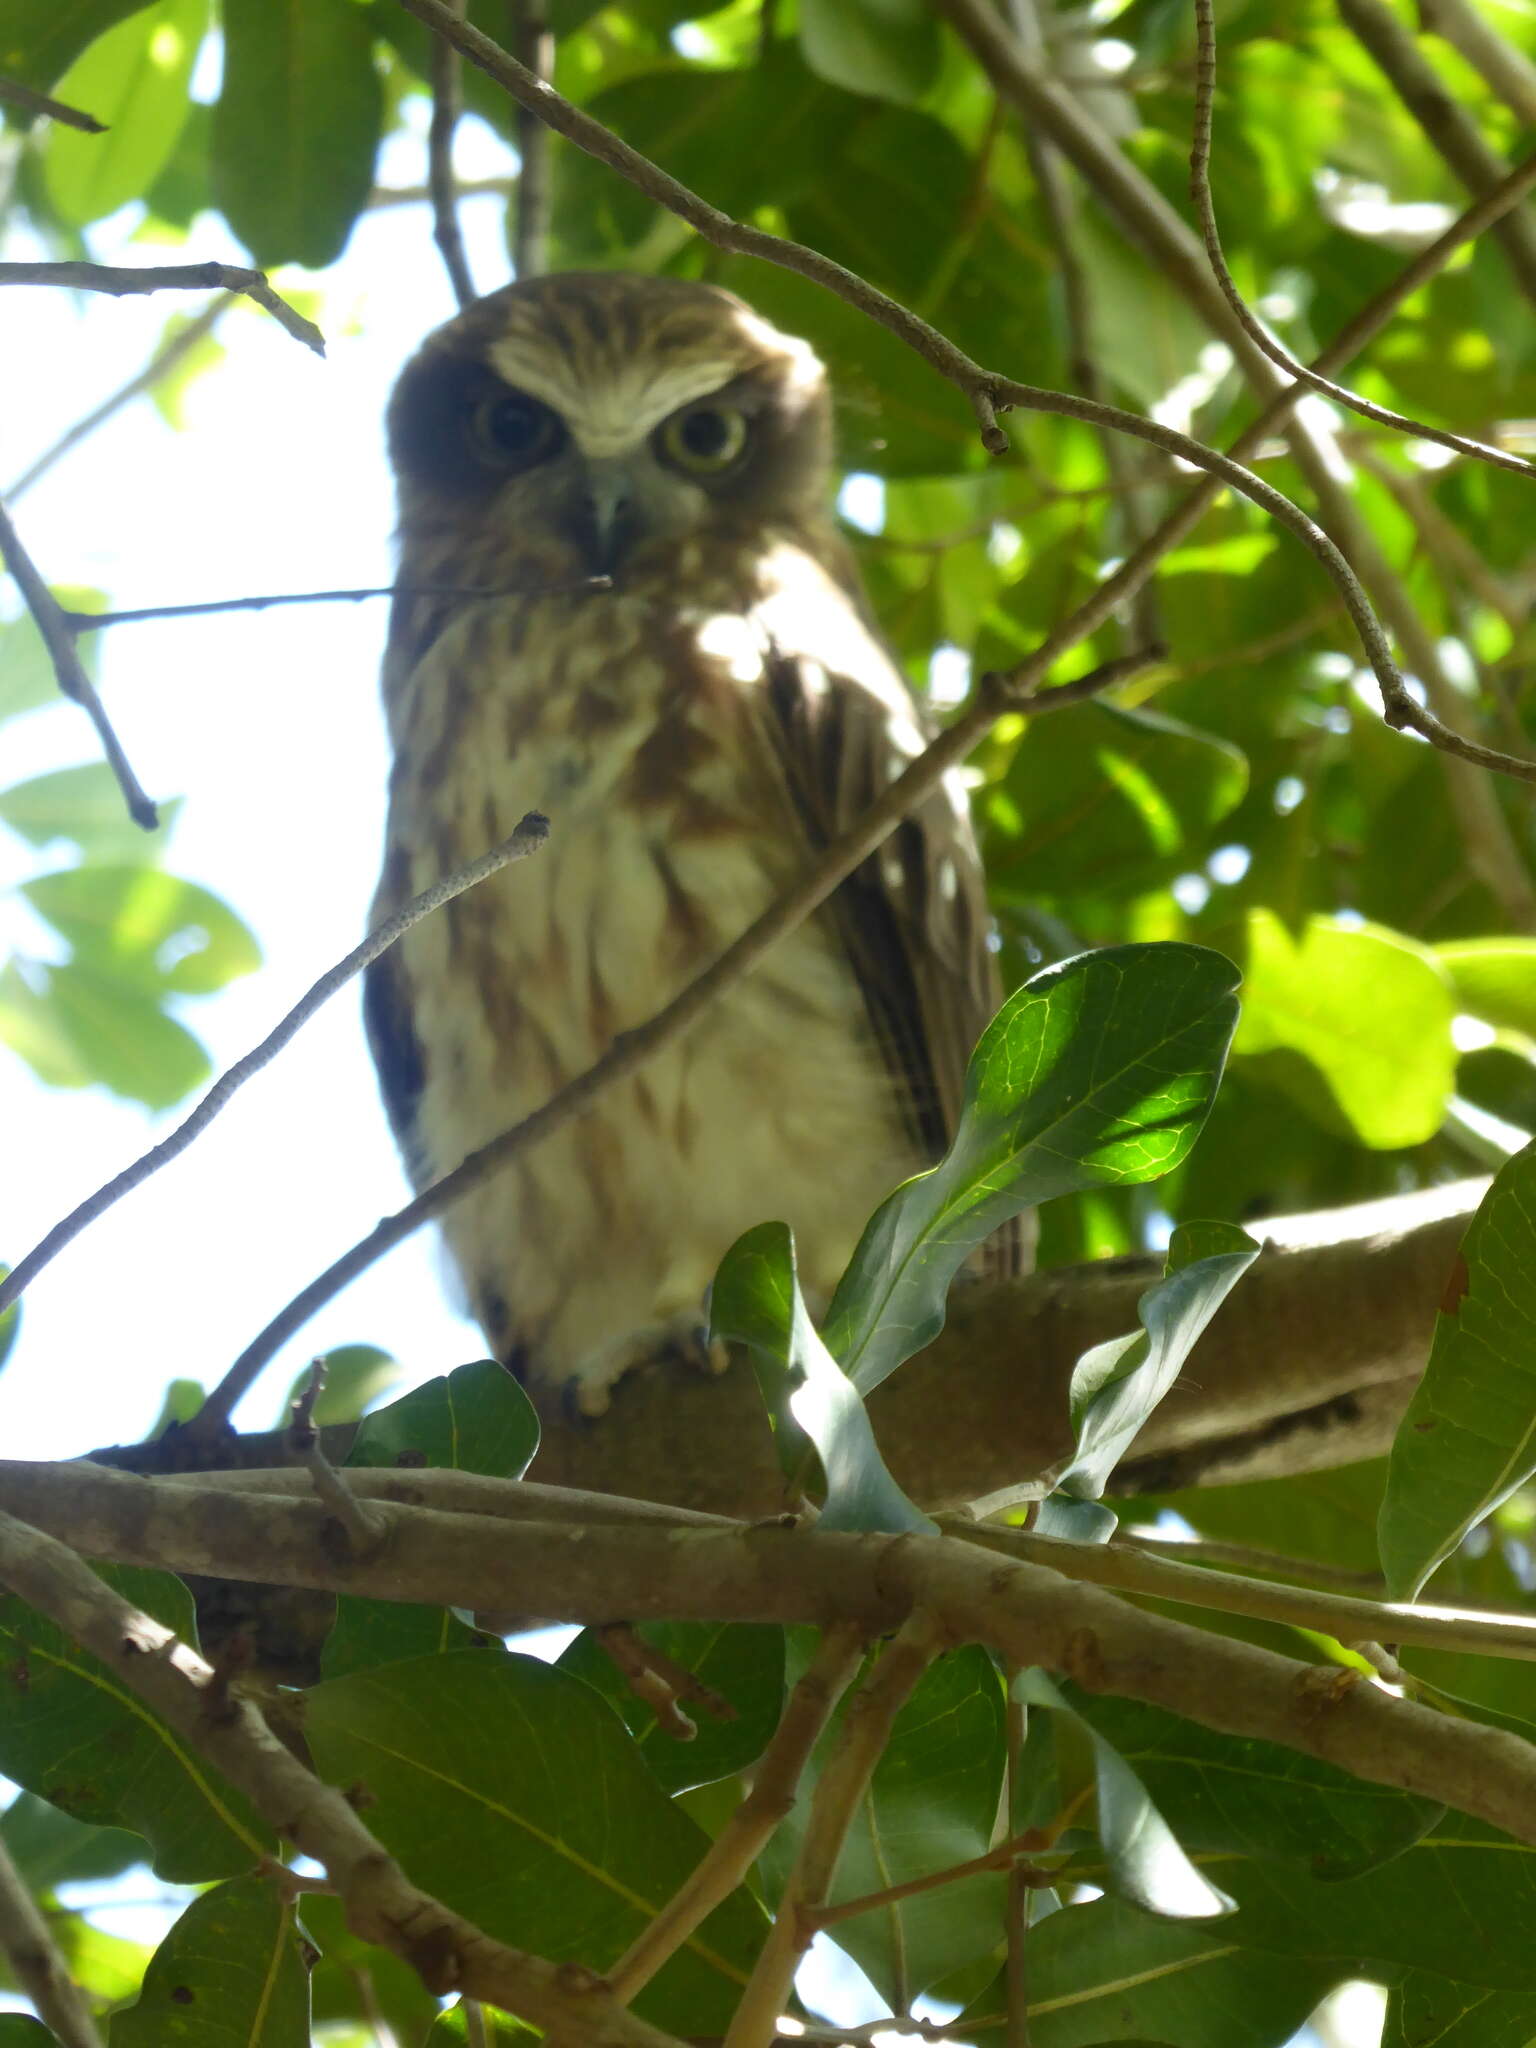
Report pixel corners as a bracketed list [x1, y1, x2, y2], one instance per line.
[760, 640, 998, 1164]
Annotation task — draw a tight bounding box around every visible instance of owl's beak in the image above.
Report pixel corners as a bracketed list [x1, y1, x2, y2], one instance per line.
[572, 458, 638, 577]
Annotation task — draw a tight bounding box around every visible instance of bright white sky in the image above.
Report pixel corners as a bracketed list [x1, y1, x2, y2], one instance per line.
[0, 108, 544, 1458]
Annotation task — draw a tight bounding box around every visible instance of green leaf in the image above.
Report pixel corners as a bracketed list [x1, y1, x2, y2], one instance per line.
[1379, 1142, 1536, 1599]
[0, 595, 104, 726]
[213, 0, 383, 268]
[18, 961, 210, 1108]
[0, 0, 145, 94]
[110, 1874, 309, 2044]
[1058, 1222, 1259, 1499]
[0, 763, 178, 863]
[799, 0, 942, 106]
[276, 1342, 400, 1430]
[984, 703, 1249, 898]
[23, 865, 261, 995]
[1019, 1672, 1233, 1921]
[1438, 938, 1536, 1038]
[826, 944, 1241, 1398]
[305, 1652, 767, 2034]
[763, 1645, 1007, 2006]
[42, 0, 206, 227]
[1, 1790, 141, 1891]
[1234, 912, 1455, 1148]
[0, 2019, 56, 2046]
[346, 1358, 538, 1479]
[557, 1622, 785, 1796]
[1383, 1972, 1536, 2048]
[961, 1893, 1336, 2047]
[0, 1564, 272, 1880]
[1060, 1691, 1441, 1881]
[710, 1222, 934, 1535]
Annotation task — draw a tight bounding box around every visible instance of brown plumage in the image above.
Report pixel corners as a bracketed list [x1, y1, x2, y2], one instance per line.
[368, 273, 1016, 1415]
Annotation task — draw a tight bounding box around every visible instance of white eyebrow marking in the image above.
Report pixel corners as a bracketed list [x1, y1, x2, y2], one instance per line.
[484, 344, 746, 456]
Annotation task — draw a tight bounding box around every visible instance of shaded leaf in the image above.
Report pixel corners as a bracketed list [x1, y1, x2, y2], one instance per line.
[826, 944, 1241, 1397]
[0, 0, 145, 93]
[1379, 1142, 1536, 1599]
[800, 0, 942, 107]
[306, 1652, 767, 2034]
[1383, 1971, 1536, 2048]
[710, 1222, 933, 1534]
[1, 1789, 141, 1891]
[110, 1875, 308, 2044]
[346, 1357, 538, 1479]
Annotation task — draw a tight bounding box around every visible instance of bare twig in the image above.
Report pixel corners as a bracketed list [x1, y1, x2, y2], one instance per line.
[1112, 1527, 1384, 1591]
[1191, 0, 1536, 481]
[0, 1506, 691, 2048]
[0, 78, 105, 132]
[7, 296, 230, 501]
[0, 261, 325, 355]
[205, 651, 1159, 1423]
[1418, 0, 1536, 122]
[723, 1615, 945, 2048]
[0, 495, 158, 829]
[1338, 0, 1536, 305]
[610, 1625, 867, 2002]
[287, 1362, 388, 1553]
[64, 574, 609, 633]
[594, 1622, 734, 1741]
[428, 0, 477, 306]
[1003, 1680, 1031, 2048]
[0, 1832, 105, 2048]
[0, 815, 551, 1323]
[369, 175, 516, 209]
[808, 1832, 1051, 1930]
[511, 0, 553, 279]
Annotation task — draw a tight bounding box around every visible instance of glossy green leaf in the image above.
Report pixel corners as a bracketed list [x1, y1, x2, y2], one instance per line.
[305, 1652, 767, 2034]
[1062, 1692, 1441, 1881]
[763, 1645, 1007, 2006]
[1235, 912, 1455, 1148]
[558, 1621, 786, 1795]
[1383, 1971, 1536, 2048]
[1020, 1672, 1233, 1920]
[1379, 1142, 1536, 1599]
[42, 0, 205, 226]
[23, 866, 261, 995]
[213, 0, 382, 267]
[0, 763, 176, 863]
[1058, 1222, 1259, 1498]
[710, 1221, 934, 1534]
[0, 0, 145, 92]
[111, 1875, 309, 2045]
[799, 0, 942, 106]
[961, 1893, 1336, 2047]
[347, 1357, 538, 1478]
[826, 944, 1241, 1397]
[0, 1565, 272, 1880]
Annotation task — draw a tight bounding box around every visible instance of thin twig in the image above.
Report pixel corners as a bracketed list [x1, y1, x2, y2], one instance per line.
[808, 1831, 1051, 1930]
[1112, 1527, 1384, 1591]
[723, 1615, 945, 2048]
[288, 1362, 389, 1553]
[0, 78, 106, 133]
[428, 0, 476, 306]
[0, 1507, 691, 2048]
[204, 651, 1158, 1423]
[0, 261, 325, 355]
[0, 494, 158, 829]
[369, 175, 515, 209]
[0, 1833, 105, 2047]
[1191, 0, 1536, 481]
[0, 815, 551, 1323]
[394, 0, 1536, 783]
[511, 0, 553, 279]
[595, 1622, 734, 1741]
[7, 296, 230, 501]
[1004, 1678, 1031, 2048]
[64, 574, 609, 633]
[610, 1625, 867, 2003]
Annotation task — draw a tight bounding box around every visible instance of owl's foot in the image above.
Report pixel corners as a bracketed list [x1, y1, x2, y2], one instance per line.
[562, 1314, 730, 1420]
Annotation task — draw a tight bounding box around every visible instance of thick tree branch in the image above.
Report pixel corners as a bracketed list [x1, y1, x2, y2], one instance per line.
[4, 1482, 1536, 1847]
[0, 1507, 692, 2048]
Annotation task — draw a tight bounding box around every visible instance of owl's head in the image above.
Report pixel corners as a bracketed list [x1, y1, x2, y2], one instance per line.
[388, 272, 834, 579]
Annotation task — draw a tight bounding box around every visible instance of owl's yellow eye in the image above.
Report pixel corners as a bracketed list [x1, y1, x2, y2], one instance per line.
[655, 405, 750, 475]
[469, 390, 565, 470]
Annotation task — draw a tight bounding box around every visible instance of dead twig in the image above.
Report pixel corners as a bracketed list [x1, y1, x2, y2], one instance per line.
[0, 494, 158, 829]
[287, 1363, 389, 1554]
[64, 574, 609, 633]
[428, 0, 476, 306]
[0, 261, 325, 355]
[0, 78, 105, 132]
[0, 816, 551, 1323]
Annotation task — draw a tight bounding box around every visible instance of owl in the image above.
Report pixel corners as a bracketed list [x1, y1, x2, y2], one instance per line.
[366, 272, 1017, 1420]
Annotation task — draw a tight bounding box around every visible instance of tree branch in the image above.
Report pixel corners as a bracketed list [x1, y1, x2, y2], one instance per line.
[0, 814, 550, 1322]
[64, 575, 608, 632]
[0, 1832, 104, 2048]
[1417, 0, 1536, 123]
[511, 0, 553, 279]
[0, 494, 158, 829]
[0, 1507, 693, 2047]
[427, 0, 477, 306]
[0, 261, 325, 354]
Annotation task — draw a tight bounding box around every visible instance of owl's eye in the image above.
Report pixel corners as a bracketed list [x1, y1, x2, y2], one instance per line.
[469, 391, 565, 470]
[655, 404, 750, 475]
